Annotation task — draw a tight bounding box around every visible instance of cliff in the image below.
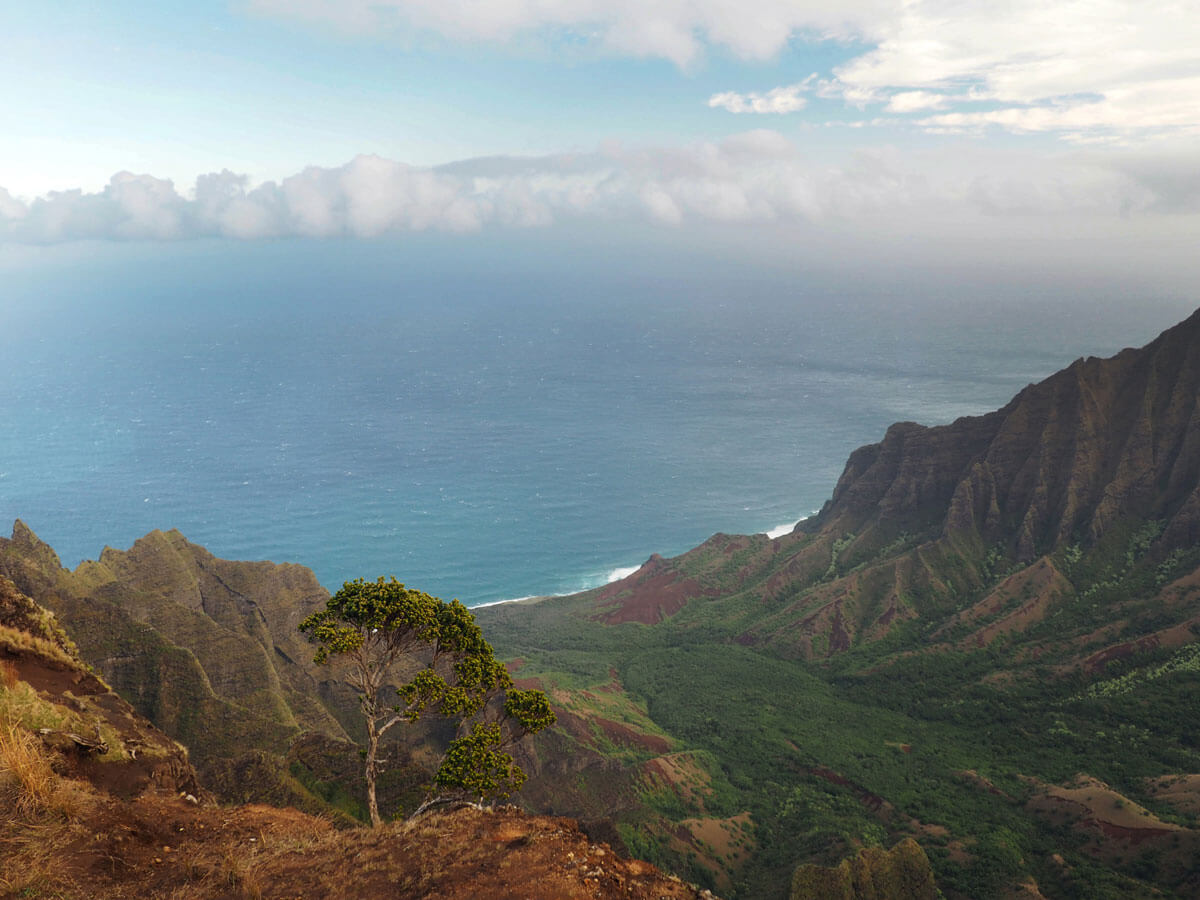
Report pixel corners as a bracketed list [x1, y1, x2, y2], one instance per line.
[790, 839, 938, 900]
[0, 524, 434, 819]
[580, 307, 1200, 662]
[813, 305, 1200, 560]
[0, 576, 717, 900]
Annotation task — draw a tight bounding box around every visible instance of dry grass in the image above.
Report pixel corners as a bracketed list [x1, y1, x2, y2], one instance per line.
[0, 711, 96, 899]
[0, 716, 56, 815]
[0, 659, 17, 689]
[0, 622, 81, 670]
[0, 675, 129, 764]
[158, 808, 339, 900]
[0, 830, 69, 899]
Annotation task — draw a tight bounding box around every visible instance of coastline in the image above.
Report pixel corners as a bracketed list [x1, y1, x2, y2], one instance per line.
[471, 594, 553, 609]
[468, 517, 804, 610]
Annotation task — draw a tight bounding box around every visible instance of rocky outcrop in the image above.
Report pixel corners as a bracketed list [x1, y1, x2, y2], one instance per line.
[790, 839, 938, 900]
[583, 309, 1200, 659]
[811, 307, 1200, 563]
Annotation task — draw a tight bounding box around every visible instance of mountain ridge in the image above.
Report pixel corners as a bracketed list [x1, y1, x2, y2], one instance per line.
[576, 306, 1200, 662]
[475, 307, 1200, 897]
[0, 575, 724, 900]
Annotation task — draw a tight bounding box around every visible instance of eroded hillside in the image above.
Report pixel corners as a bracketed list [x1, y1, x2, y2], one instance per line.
[0, 576, 718, 900]
[477, 309, 1200, 899]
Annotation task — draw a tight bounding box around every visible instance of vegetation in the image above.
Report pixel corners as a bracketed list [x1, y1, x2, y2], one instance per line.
[300, 576, 554, 825]
[790, 838, 938, 900]
[478, 506, 1200, 899]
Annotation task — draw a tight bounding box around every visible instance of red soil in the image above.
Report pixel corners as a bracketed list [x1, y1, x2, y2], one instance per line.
[591, 556, 713, 626]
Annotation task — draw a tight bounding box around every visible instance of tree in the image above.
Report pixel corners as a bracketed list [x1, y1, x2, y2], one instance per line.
[299, 577, 554, 826]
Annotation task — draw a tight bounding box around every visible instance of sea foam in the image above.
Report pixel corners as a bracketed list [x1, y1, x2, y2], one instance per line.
[472, 595, 538, 608]
[472, 562, 642, 610]
[605, 564, 641, 583]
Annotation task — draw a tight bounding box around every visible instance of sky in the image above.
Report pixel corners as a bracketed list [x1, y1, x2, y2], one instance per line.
[2, 0, 1199, 276]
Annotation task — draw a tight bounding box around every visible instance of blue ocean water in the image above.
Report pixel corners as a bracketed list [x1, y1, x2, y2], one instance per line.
[0, 236, 1192, 604]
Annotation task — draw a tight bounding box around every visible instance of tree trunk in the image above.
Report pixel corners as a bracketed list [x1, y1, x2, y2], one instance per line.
[365, 722, 382, 827]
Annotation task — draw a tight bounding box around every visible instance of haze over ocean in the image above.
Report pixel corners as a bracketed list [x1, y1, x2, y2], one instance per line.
[1, 235, 1193, 605]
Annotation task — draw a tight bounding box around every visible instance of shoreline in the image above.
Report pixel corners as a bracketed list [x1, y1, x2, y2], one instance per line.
[468, 517, 805, 610]
[471, 594, 553, 609]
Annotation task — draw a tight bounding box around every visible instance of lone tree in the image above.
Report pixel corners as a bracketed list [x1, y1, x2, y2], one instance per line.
[299, 577, 554, 826]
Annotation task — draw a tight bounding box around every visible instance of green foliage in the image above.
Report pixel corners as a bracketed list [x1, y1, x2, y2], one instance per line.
[504, 689, 557, 732]
[434, 721, 527, 800]
[477, 508, 1200, 898]
[299, 577, 554, 823]
[1083, 643, 1200, 700]
[824, 533, 857, 580]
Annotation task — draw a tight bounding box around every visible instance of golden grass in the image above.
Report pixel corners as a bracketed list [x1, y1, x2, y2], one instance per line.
[0, 832, 69, 899]
[0, 622, 80, 669]
[0, 674, 129, 764]
[0, 706, 98, 899]
[0, 716, 56, 815]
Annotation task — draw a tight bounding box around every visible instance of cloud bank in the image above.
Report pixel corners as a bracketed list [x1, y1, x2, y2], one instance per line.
[2, 135, 1190, 244]
[4, 135, 1195, 244]
[2, 134, 1196, 245]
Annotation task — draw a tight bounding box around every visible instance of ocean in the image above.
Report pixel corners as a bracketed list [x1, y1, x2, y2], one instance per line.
[1, 235, 1192, 605]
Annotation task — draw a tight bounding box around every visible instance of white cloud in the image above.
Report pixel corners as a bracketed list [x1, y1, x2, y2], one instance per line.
[829, 0, 1200, 140]
[0, 188, 27, 222]
[708, 80, 815, 114]
[885, 91, 950, 113]
[2, 138, 1199, 244]
[252, 0, 1200, 140]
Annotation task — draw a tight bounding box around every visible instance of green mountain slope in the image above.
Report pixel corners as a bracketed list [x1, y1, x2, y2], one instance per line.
[478, 308, 1200, 899]
[0, 524, 432, 820]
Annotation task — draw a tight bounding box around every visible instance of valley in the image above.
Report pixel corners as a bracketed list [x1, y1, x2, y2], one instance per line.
[4, 309, 1200, 898]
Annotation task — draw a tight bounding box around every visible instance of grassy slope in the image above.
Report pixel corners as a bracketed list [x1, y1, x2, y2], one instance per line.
[480, 523, 1200, 900]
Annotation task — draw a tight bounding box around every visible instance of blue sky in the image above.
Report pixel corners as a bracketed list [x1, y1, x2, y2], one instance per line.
[2, 0, 1199, 277]
[3, 0, 869, 194]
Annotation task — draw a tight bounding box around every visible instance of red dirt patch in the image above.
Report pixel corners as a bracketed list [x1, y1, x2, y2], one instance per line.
[1024, 774, 1198, 863]
[1144, 774, 1200, 815]
[958, 769, 1011, 799]
[933, 557, 1070, 649]
[10, 791, 721, 900]
[591, 556, 714, 626]
[1083, 634, 1163, 673]
[641, 753, 713, 810]
[669, 812, 754, 892]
